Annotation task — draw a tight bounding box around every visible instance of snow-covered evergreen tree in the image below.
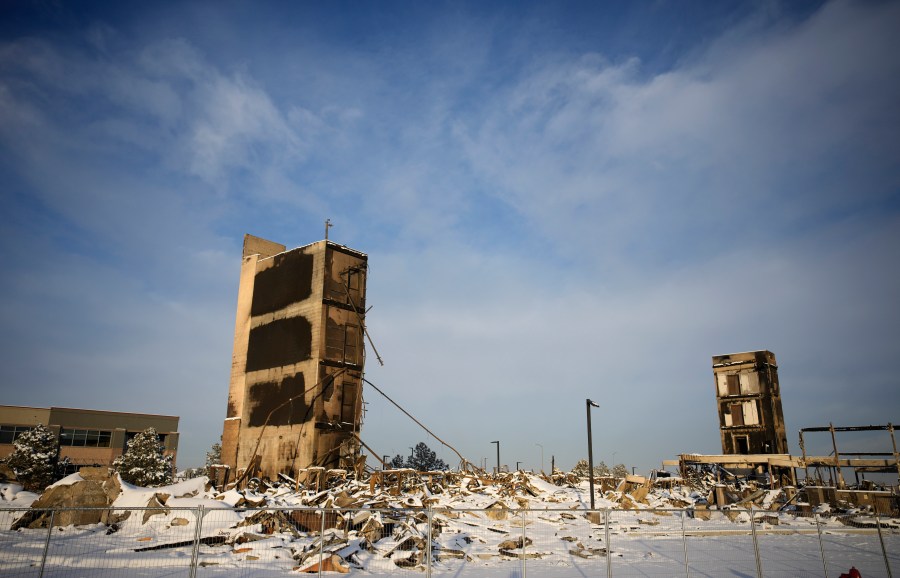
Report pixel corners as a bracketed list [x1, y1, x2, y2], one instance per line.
[205, 441, 222, 467]
[113, 427, 173, 487]
[5, 424, 60, 492]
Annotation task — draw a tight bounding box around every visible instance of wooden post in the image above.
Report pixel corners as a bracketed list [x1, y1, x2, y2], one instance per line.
[889, 423, 900, 486]
[829, 423, 846, 489]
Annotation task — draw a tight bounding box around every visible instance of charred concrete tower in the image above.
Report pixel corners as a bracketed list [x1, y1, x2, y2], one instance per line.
[712, 350, 788, 455]
[222, 235, 368, 480]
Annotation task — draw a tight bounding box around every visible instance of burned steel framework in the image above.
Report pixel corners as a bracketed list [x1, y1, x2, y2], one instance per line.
[798, 423, 900, 488]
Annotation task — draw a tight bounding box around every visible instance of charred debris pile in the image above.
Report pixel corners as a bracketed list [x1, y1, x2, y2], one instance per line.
[209, 462, 891, 517]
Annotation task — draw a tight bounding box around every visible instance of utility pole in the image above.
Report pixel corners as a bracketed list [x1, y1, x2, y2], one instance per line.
[325, 218, 332, 240]
[491, 441, 500, 474]
[587, 399, 599, 510]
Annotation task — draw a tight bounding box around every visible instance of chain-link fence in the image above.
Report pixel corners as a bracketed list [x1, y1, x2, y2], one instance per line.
[1, 506, 896, 577]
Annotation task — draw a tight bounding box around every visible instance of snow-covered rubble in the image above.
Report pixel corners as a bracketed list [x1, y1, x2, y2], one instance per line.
[0, 468, 895, 575]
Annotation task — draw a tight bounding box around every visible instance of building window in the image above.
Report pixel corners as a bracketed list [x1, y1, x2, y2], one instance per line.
[0, 425, 33, 445]
[344, 324, 360, 365]
[729, 403, 744, 426]
[726, 374, 741, 396]
[325, 315, 361, 365]
[734, 435, 750, 454]
[347, 269, 361, 291]
[59, 428, 112, 448]
[326, 321, 346, 361]
[341, 379, 359, 424]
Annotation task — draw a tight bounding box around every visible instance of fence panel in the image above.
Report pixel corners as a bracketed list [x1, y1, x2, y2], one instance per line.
[682, 508, 759, 578]
[606, 509, 689, 577]
[820, 514, 895, 578]
[882, 517, 899, 576]
[1, 504, 896, 577]
[518, 508, 608, 577]
[190, 505, 299, 576]
[751, 510, 828, 578]
[428, 507, 530, 577]
[0, 508, 49, 577]
[340, 507, 431, 576]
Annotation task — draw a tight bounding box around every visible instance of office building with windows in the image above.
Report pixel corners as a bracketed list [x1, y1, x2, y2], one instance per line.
[712, 350, 788, 455]
[221, 235, 368, 481]
[0, 405, 179, 472]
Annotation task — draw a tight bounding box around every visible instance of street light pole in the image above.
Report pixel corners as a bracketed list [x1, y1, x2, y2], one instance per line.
[536, 443, 544, 473]
[491, 441, 500, 474]
[586, 399, 599, 510]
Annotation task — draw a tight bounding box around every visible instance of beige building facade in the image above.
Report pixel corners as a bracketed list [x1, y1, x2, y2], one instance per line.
[712, 350, 788, 455]
[0, 405, 179, 471]
[222, 235, 368, 481]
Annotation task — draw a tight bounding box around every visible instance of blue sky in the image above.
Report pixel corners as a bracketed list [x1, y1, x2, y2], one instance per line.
[1, 0, 899, 472]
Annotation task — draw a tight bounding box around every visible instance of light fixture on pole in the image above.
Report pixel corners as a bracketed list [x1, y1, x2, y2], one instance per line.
[491, 441, 500, 474]
[586, 399, 599, 510]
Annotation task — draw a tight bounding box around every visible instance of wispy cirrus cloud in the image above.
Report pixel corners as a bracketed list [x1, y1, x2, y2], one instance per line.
[453, 0, 900, 269]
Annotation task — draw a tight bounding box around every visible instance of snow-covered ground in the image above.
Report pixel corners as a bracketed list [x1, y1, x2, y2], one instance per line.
[1, 474, 897, 577]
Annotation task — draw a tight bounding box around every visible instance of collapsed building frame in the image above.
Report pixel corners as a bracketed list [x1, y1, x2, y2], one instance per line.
[671, 423, 900, 514]
[675, 422, 900, 488]
[798, 423, 900, 487]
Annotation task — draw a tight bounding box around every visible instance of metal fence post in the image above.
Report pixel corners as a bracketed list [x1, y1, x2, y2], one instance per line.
[875, 512, 894, 578]
[605, 509, 612, 578]
[681, 509, 690, 578]
[521, 509, 527, 578]
[38, 509, 55, 578]
[319, 508, 326, 578]
[188, 505, 205, 578]
[426, 506, 433, 578]
[749, 507, 763, 578]
[815, 512, 829, 578]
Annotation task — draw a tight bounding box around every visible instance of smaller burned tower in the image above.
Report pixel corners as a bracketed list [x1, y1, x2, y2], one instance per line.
[712, 350, 788, 455]
[222, 235, 368, 481]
